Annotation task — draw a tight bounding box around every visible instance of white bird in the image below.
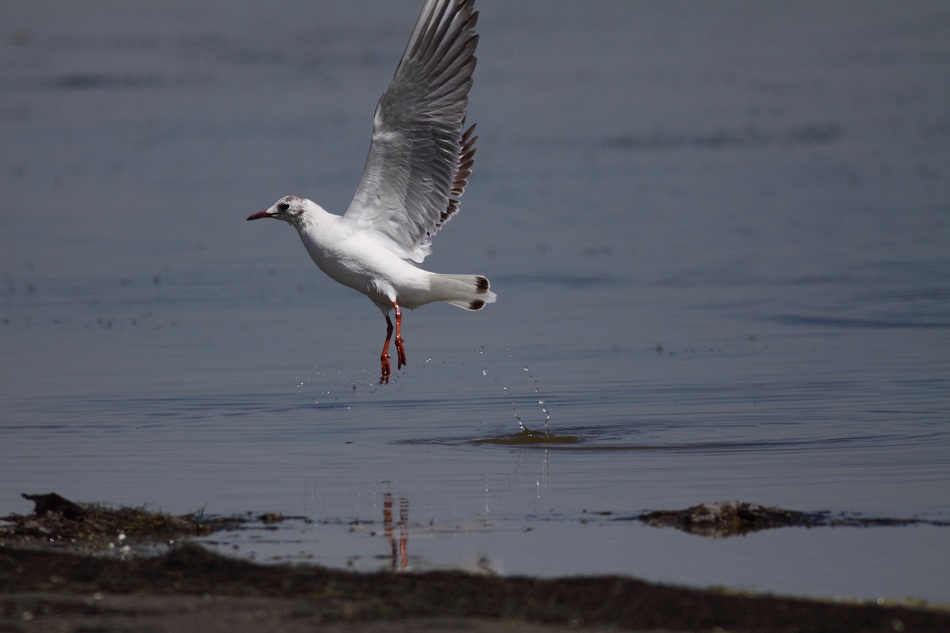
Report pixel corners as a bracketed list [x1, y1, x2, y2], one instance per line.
[247, 0, 495, 384]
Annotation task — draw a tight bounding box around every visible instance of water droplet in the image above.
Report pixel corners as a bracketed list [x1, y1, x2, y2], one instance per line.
[482, 368, 488, 376]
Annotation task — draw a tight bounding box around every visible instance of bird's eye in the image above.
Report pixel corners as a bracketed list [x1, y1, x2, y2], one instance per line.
[277, 201, 290, 212]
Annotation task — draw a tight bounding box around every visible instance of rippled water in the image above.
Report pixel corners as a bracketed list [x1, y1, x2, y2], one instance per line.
[2, 0, 949, 604]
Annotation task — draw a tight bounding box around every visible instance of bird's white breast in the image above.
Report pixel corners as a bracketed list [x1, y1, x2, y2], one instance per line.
[296, 215, 430, 308]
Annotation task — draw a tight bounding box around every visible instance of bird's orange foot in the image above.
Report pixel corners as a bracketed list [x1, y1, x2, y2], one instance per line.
[380, 353, 391, 385]
[395, 335, 407, 370]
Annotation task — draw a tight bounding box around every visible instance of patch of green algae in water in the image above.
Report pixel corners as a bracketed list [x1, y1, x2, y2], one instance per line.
[471, 428, 581, 446]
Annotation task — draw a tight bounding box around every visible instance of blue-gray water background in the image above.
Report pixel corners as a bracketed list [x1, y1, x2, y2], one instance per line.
[2, 1, 949, 603]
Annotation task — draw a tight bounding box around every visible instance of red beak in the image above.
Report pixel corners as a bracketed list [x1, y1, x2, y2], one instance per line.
[246, 210, 274, 221]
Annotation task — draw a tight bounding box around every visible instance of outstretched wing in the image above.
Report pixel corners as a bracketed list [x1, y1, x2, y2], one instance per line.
[342, 0, 478, 264]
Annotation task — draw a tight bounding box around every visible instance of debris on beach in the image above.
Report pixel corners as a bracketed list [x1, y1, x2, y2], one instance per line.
[0, 492, 218, 552]
[637, 501, 813, 537]
[635, 500, 948, 537]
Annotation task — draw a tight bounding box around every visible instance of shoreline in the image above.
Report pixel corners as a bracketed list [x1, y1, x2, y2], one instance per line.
[2, 544, 948, 633]
[3, 495, 947, 631]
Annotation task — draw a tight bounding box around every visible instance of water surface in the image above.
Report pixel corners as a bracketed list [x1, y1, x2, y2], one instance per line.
[2, 0, 949, 604]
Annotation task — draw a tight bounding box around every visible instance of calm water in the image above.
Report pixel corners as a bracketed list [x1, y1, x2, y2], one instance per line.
[3, 1, 950, 604]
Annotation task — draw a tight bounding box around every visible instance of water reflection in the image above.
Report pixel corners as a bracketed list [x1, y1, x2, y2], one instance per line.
[382, 490, 409, 571]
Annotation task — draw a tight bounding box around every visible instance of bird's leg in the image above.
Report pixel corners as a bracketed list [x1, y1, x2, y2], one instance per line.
[380, 315, 394, 384]
[392, 301, 407, 369]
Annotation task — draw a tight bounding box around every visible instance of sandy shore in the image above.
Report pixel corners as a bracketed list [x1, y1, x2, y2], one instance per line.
[2, 544, 948, 633]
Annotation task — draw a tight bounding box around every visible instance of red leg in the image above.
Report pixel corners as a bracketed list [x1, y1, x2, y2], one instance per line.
[383, 492, 396, 568]
[398, 496, 409, 570]
[379, 315, 394, 384]
[392, 301, 407, 369]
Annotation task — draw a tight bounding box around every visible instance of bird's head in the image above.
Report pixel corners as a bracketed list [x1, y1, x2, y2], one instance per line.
[246, 195, 310, 227]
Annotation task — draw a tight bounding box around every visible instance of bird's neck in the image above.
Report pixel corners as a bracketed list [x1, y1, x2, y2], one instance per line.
[295, 204, 344, 249]
[295, 203, 334, 232]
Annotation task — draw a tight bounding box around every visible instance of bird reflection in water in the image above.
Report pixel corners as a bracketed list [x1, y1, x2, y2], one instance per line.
[383, 491, 409, 571]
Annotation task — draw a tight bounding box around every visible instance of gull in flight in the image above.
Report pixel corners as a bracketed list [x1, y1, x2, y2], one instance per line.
[247, 0, 495, 384]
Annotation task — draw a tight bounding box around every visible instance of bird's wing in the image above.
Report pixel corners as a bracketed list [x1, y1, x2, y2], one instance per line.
[342, 0, 478, 264]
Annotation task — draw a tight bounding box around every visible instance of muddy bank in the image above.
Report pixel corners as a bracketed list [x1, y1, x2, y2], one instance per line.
[2, 494, 948, 632]
[2, 544, 949, 633]
[634, 501, 950, 537]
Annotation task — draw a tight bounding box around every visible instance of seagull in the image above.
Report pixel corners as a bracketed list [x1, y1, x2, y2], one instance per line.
[247, 0, 495, 384]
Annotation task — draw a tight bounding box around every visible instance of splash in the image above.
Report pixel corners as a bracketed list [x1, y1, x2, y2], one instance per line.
[455, 345, 556, 435]
[295, 367, 377, 406]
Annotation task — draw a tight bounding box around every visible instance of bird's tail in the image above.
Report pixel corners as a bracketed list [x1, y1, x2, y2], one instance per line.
[430, 274, 497, 311]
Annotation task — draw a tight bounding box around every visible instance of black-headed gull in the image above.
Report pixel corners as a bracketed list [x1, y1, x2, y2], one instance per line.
[247, 0, 495, 384]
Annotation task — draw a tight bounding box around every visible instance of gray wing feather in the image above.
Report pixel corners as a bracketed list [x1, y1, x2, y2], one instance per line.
[343, 0, 479, 263]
